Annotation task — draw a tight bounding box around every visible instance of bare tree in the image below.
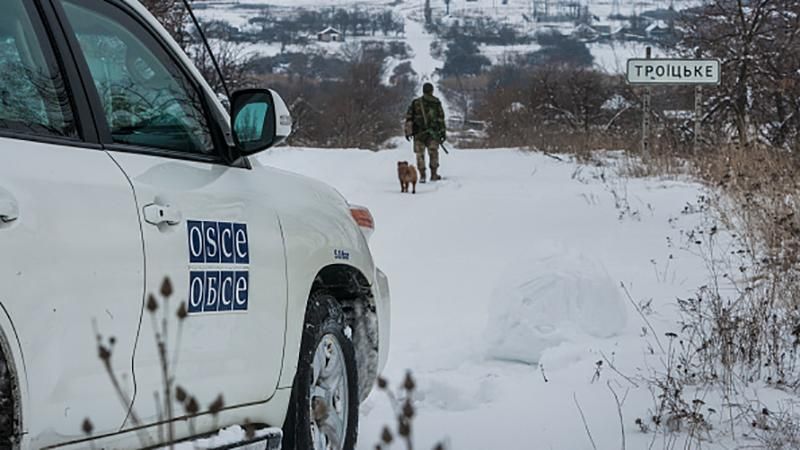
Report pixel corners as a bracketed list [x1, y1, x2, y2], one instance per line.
[142, 1, 255, 97]
[186, 39, 255, 95]
[139, 0, 189, 47]
[440, 75, 488, 127]
[681, 0, 800, 149]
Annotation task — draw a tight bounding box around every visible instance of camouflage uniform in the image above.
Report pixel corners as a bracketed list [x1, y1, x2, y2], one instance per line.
[405, 93, 446, 181]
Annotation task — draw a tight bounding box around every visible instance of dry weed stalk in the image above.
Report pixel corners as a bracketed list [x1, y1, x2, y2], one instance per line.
[86, 277, 233, 449]
[374, 372, 446, 450]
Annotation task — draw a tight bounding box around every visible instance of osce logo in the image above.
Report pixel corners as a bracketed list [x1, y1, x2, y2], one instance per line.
[187, 221, 250, 314]
[188, 220, 249, 264]
[189, 271, 249, 313]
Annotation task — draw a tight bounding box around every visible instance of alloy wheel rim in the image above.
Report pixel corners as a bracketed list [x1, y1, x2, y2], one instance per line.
[310, 333, 349, 450]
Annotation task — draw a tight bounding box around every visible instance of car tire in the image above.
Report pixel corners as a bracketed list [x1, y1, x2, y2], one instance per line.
[0, 341, 19, 450]
[282, 292, 359, 450]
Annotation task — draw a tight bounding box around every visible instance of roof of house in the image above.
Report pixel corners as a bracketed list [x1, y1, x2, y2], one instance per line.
[318, 26, 342, 35]
[646, 20, 670, 33]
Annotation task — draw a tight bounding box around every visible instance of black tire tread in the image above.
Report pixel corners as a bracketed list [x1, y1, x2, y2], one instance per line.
[282, 292, 359, 450]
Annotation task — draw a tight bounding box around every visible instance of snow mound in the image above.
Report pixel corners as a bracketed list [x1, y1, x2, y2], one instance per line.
[485, 245, 627, 364]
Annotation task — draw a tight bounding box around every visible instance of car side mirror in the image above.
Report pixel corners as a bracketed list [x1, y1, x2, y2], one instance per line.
[230, 89, 292, 155]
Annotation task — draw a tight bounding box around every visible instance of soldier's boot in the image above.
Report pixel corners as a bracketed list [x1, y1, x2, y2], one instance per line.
[430, 168, 442, 181]
[419, 168, 427, 184]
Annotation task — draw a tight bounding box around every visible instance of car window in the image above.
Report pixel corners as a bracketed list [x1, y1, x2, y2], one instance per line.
[0, 0, 76, 138]
[60, 0, 215, 156]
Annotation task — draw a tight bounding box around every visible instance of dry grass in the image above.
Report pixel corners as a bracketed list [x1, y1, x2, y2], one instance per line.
[695, 145, 800, 276]
[629, 144, 800, 448]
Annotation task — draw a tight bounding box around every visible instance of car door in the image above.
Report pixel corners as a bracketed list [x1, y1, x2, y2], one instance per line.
[53, 0, 289, 431]
[0, 0, 145, 446]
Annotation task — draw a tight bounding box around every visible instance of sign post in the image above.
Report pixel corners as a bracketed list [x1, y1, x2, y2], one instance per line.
[694, 85, 702, 152]
[641, 47, 652, 157]
[626, 56, 721, 155]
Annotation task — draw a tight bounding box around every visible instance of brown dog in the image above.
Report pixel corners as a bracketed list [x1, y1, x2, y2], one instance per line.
[397, 161, 418, 194]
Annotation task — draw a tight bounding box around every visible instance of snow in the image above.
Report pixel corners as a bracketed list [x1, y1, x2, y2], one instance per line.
[485, 244, 628, 365]
[187, 2, 761, 449]
[403, 17, 442, 85]
[171, 426, 281, 449]
[195, 0, 684, 76]
[259, 146, 715, 449]
[589, 41, 670, 74]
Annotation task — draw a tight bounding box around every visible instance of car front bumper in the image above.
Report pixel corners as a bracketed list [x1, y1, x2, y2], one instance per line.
[374, 267, 391, 375]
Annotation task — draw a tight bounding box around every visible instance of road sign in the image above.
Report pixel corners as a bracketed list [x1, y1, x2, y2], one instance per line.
[626, 59, 721, 85]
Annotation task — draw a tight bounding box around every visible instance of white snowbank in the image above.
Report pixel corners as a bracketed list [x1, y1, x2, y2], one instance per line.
[171, 426, 281, 449]
[485, 244, 627, 364]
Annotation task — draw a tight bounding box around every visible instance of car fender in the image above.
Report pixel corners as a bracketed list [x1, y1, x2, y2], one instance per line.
[256, 167, 377, 389]
[278, 227, 376, 389]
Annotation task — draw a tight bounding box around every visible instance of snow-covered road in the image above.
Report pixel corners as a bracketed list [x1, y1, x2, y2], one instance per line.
[403, 17, 442, 85]
[261, 146, 712, 449]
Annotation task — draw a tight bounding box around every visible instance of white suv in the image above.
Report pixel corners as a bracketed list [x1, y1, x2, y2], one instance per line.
[0, 1, 390, 449]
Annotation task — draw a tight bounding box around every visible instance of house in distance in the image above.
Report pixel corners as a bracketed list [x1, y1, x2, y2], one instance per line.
[317, 26, 343, 42]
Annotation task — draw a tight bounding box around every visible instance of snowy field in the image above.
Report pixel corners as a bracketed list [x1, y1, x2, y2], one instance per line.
[197, 0, 705, 21]
[195, 0, 692, 74]
[258, 146, 735, 449]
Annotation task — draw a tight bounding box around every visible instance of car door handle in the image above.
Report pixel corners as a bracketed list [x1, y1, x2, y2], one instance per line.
[143, 203, 182, 226]
[0, 195, 19, 223]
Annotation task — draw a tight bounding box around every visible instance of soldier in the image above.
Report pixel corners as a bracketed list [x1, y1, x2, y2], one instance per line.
[404, 82, 446, 183]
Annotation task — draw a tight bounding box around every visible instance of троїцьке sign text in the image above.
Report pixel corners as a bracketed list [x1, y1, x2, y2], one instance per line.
[626, 59, 721, 85]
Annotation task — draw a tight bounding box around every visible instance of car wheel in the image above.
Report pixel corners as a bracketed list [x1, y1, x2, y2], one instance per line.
[283, 292, 359, 450]
[0, 340, 19, 450]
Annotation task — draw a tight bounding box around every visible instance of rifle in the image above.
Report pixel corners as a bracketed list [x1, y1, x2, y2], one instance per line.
[407, 129, 450, 154]
[425, 128, 450, 155]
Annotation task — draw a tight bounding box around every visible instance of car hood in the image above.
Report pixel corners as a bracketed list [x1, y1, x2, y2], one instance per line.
[250, 156, 351, 210]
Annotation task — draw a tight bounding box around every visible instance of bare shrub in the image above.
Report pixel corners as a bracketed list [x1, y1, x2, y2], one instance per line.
[439, 74, 489, 127]
[374, 372, 446, 450]
[475, 64, 640, 154]
[637, 145, 800, 446]
[258, 48, 415, 148]
[744, 400, 800, 450]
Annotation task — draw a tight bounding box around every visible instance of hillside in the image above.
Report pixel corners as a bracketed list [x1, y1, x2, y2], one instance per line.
[192, 0, 696, 73]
